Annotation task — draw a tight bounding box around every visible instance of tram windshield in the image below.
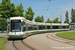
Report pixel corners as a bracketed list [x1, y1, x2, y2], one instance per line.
[11, 20, 21, 32]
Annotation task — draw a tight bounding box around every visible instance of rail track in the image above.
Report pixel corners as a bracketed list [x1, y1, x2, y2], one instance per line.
[12, 40, 34, 50]
[46, 33, 75, 46]
[6, 39, 34, 50]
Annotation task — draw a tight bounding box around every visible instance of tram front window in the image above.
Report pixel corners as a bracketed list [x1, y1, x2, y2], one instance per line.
[11, 20, 21, 32]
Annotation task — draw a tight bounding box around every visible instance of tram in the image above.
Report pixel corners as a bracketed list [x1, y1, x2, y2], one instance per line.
[9, 16, 70, 39]
[70, 23, 75, 30]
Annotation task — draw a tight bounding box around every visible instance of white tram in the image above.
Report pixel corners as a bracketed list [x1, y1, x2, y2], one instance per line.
[9, 16, 69, 39]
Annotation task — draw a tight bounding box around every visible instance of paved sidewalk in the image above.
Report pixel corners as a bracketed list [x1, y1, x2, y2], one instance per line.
[23, 32, 75, 50]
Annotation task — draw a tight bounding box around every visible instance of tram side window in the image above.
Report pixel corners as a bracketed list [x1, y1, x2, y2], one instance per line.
[34, 25, 37, 30]
[23, 27, 26, 32]
[22, 21, 25, 25]
[67, 26, 69, 29]
[53, 26, 59, 29]
[58, 26, 60, 29]
[42, 26, 45, 29]
[39, 25, 42, 30]
[28, 24, 33, 31]
[39, 25, 45, 30]
[62, 26, 66, 29]
[47, 26, 50, 29]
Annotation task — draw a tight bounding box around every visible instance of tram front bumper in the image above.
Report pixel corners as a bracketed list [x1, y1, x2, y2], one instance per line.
[9, 35, 23, 39]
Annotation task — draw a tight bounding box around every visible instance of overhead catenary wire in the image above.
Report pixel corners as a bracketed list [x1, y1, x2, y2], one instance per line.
[15, 0, 19, 4]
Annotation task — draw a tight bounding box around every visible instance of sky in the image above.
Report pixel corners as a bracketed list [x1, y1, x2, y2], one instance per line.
[0, 0, 75, 23]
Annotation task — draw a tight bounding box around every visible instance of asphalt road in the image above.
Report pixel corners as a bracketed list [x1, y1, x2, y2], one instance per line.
[0, 33, 7, 35]
[23, 32, 75, 50]
[0, 33, 7, 38]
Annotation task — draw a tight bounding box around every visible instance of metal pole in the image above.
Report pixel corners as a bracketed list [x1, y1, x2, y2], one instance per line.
[6, 18, 8, 37]
[51, 23, 52, 32]
[60, 15, 62, 24]
[37, 22, 38, 33]
[60, 15, 62, 31]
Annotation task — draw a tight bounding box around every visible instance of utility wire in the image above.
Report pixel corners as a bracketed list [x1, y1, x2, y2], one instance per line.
[15, 0, 19, 4]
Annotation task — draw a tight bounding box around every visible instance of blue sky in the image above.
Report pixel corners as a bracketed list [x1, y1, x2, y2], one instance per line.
[0, 0, 75, 23]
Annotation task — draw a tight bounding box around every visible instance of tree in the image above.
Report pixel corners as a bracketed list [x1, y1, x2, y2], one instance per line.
[64, 20, 67, 23]
[0, 0, 11, 18]
[0, 0, 24, 18]
[35, 16, 43, 22]
[0, 18, 7, 30]
[64, 11, 69, 23]
[71, 8, 75, 23]
[0, 3, 2, 17]
[16, 3, 24, 17]
[10, 3, 24, 17]
[53, 17, 59, 23]
[41, 15, 44, 22]
[25, 6, 34, 21]
[45, 18, 52, 23]
[10, 3, 16, 17]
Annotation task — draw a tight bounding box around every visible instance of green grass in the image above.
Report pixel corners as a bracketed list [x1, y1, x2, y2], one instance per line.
[0, 38, 7, 50]
[56, 31, 75, 40]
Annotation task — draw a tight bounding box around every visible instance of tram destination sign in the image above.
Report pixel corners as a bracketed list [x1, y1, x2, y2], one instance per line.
[11, 20, 21, 22]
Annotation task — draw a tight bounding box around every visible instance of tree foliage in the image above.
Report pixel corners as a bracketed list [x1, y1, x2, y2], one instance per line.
[0, 0, 25, 30]
[64, 11, 69, 23]
[16, 3, 24, 17]
[53, 17, 59, 23]
[71, 8, 75, 23]
[0, 18, 7, 30]
[10, 3, 16, 17]
[35, 16, 43, 22]
[0, 0, 24, 18]
[45, 17, 60, 23]
[0, 0, 11, 18]
[45, 18, 52, 23]
[25, 6, 34, 21]
[41, 15, 44, 22]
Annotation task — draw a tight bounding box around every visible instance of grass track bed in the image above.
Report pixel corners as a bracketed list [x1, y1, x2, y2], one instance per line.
[56, 31, 75, 40]
[0, 38, 7, 50]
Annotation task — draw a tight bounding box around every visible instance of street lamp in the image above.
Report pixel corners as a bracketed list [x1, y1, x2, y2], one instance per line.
[6, 18, 8, 37]
[60, 15, 62, 31]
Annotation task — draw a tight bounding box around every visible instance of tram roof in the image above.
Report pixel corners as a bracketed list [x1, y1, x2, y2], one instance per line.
[25, 19, 69, 25]
[10, 16, 25, 20]
[10, 16, 69, 25]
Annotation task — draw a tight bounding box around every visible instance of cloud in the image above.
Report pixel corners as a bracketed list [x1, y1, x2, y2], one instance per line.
[60, 3, 75, 11]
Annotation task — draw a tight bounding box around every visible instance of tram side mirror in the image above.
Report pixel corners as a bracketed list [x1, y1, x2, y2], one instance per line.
[21, 21, 25, 25]
[21, 22, 24, 25]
